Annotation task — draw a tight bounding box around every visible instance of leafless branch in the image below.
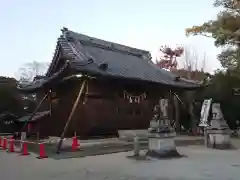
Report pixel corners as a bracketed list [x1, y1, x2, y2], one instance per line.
[180, 46, 208, 79]
[15, 61, 49, 83]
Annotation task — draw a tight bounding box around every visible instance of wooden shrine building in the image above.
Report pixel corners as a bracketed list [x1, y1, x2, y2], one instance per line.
[19, 27, 202, 138]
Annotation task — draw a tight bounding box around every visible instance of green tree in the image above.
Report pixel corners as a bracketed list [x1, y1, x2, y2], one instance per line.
[0, 77, 23, 115]
[198, 70, 240, 128]
[185, 0, 240, 69]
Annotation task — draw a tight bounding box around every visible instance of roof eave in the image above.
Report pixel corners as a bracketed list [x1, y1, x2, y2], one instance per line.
[18, 61, 70, 93]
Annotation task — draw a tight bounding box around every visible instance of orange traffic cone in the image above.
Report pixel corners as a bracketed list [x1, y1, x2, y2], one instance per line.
[21, 142, 30, 156]
[8, 139, 15, 153]
[73, 136, 80, 146]
[3, 138, 7, 150]
[72, 137, 77, 151]
[75, 137, 80, 147]
[36, 143, 48, 159]
[72, 136, 77, 145]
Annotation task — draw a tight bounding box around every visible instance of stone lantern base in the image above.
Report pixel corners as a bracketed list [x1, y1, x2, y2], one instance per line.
[146, 132, 181, 158]
[206, 128, 232, 149]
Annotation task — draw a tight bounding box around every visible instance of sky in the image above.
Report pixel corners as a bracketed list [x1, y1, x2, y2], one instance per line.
[0, 0, 222, 78]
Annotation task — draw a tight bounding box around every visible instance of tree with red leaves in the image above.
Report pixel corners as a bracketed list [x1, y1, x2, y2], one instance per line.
[156, 45, 184, 71]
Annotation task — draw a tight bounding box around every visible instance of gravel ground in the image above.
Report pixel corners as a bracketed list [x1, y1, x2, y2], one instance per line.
[1, 145, 240, 180]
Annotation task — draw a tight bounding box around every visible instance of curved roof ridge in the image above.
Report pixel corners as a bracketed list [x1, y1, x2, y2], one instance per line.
[61, 27, 151, 59]
[46, 32, 94, 76]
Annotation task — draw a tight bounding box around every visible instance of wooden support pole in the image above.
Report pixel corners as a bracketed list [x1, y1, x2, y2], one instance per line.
[56, 80, 87, 154]
[20, 92, 49, 132]
[173, 94, 180, 133]
[168, 90, 174, 124]
[49, 89, 52, 116]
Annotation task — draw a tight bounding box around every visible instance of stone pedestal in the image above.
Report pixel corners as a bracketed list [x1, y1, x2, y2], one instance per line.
[206, 128, 231, 149]
[146, 132, 181, 158]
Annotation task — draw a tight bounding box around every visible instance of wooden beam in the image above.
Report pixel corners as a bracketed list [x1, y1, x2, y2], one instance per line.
[56, 79, 87, 154]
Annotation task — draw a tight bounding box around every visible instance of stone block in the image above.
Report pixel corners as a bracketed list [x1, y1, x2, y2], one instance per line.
[146, 135, 181, 158]
[206, 129, 231, 149]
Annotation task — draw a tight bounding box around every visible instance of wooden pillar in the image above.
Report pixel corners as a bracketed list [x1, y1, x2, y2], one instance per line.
[49, 89, 52, 116]
[56, 79, 87, 154]
[168, 90, 174, 124]
[173, 94, 180, 133]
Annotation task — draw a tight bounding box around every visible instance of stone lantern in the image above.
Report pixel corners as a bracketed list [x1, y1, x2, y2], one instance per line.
[146, 99, 181, 158]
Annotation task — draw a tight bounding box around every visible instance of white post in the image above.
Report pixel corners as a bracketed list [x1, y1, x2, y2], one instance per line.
[204, 128, 208, 147]
[20, 132, 26, 151]
[133, 136, 140, 156]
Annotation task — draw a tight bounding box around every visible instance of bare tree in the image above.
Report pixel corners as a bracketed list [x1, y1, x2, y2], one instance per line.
[16, 61, 49, 84]
[15, 61, 49, 110]
[180, 47, 208, 133]
[180, 46, 207, 75]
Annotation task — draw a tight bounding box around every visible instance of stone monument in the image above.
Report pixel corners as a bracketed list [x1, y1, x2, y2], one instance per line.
[146, 99, 181, 158]
[206, 103, 231, 149]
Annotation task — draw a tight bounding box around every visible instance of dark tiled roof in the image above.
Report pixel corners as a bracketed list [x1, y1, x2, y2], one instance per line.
[20, 27, 203, 92]
[0, 112, 18, 121]
[18, 62, 70, 93]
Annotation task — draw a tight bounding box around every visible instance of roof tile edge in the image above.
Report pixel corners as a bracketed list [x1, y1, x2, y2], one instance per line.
[61, 27, 152, 59]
